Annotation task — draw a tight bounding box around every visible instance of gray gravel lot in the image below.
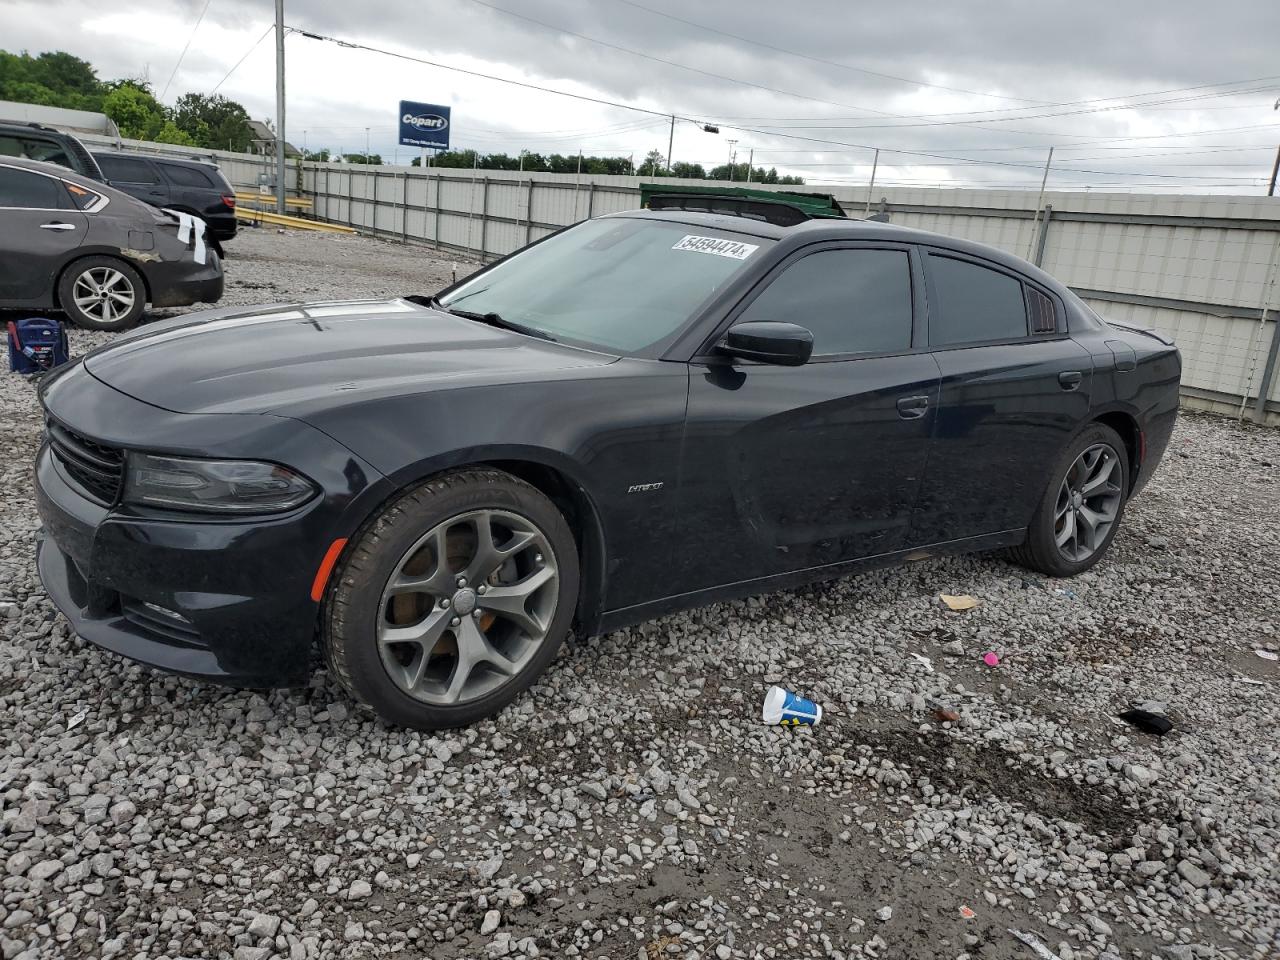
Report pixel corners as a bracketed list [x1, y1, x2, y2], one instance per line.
[1, 228, 1278, 960]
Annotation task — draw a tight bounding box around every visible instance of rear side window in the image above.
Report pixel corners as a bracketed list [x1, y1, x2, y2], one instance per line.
[159, 162, 215, 188]
[0, 166, 65, 208]
[738, 248, 913, 356]
[927, 254, 1028, 346]
[96, 155, 159, 183]
[1026, 286, 1058, 335]
[62, 181, 105, 212]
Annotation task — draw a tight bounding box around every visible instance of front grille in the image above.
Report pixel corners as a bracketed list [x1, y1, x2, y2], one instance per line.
[47, 420, 124, 505]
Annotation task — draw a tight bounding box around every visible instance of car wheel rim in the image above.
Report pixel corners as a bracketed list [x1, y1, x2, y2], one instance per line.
[73, 267, 135, 324]
[1054, 442, 1123, 562]
[376, 508, 559, 706]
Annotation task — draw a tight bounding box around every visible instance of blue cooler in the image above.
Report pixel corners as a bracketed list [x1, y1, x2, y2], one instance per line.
[7, 318, 69, 374]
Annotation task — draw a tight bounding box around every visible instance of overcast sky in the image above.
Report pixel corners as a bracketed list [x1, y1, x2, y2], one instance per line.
[4, 0, 1280, 191]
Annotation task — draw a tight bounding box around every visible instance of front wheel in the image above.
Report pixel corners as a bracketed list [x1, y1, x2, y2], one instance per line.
[322, 468, 579, 730]
[57, 256, 146, 331]
[1009, 423, 1129, 577]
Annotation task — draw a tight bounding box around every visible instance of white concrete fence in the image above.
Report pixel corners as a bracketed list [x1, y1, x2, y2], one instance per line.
[82, 133, 1280, 424]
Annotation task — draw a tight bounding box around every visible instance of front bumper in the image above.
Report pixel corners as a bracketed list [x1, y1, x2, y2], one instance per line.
[35, 443, 317, 686]
[33, 366, 389, 687]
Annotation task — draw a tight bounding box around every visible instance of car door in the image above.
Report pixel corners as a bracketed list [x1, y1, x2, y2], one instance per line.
[95, 154, 168, 208]
[0, 164, 88, 303]
[908, 249, 1093, 545]
[676, 242, 940, 592]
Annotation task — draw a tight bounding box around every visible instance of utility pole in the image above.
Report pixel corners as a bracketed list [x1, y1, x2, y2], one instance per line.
[745, 148, 753, 183]
[666, 115, 675, 174]
[273, 0, 286, 214]
[864, 148, 879, 215]
[726, 139, 737, 182]
[1269, 99, 1280, 196]
[1026, 147, 1054, 260]
[365, 127, 370, 162]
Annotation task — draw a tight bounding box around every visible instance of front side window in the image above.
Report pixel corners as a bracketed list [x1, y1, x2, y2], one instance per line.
[736, 248, 913, 356]
[97, 155, 159, 184]
[928, 254, 1029, 346]
[439, 217, 772, 355]
[0, 166, 64, 208]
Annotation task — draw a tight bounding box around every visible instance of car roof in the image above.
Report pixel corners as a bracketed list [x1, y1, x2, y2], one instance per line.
[605, 208, 1070, 297]
[91, 150, 221, 171]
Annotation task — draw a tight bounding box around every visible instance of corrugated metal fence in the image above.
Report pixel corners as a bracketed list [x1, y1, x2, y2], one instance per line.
[82, 134, 1280, 424]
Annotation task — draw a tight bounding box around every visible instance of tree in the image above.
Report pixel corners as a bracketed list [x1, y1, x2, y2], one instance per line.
[102, 81, 166, 140]
[343, 153, 382, 165]
[154, 120, 195, 146]
[171, 93, 253, 151]
[669, 161, 706, 179]
[305, 148, 332, 162]
[641, 149, 666, 176]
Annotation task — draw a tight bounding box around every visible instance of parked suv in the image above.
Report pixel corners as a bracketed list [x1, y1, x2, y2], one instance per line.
[92, 151, 237, 241]
[0, 120, 103, 181]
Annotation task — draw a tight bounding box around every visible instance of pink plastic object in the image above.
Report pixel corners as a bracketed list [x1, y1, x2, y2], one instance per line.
[982, 651, 1000, 667]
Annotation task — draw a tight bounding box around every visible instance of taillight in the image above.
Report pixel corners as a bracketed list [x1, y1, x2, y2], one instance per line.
[221, 195, 236, 209]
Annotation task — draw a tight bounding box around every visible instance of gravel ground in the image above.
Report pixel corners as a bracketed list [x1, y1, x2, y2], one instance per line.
[1, 228, 1278, 960]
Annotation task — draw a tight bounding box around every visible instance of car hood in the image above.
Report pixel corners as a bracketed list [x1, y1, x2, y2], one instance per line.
[84, 298, 617, 416]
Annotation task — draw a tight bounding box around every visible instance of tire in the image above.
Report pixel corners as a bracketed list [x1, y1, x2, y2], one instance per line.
[1008, 422, 1130, 578]
[322, 468, 580, 730]
[57, 256, 146, 331]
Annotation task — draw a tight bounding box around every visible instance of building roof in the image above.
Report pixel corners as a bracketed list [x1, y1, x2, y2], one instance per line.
[246, 119, 301, 157]
[0, 100, 120, 137]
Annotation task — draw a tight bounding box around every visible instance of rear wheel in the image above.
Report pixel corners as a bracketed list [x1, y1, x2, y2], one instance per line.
[57, 256, 146, 331]
[1009, 423, 1129, 577]
[322, 468, 579, 729]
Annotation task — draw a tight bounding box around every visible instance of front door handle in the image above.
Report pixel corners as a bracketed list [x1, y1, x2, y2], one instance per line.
[897, 395, 930, 419]
[1058, 371, 1083, 391]
[39, 222, 76, 231]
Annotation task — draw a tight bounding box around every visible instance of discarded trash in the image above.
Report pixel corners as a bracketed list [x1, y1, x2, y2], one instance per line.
[1008, 928, 1064, 960]
[909, 653, 935, 673]
[1052, 588, 1079, 600]
[934, 706, 961, 724]
[940, 594, 980, 611]
[959, 905, 976, 920]
[982, 651, 1001, 667]
[67, 710, 87, 731]
[1118, 708, 1173, 736]
[762, 686, 822, 726]
[1256, 649, 1279, 662]
[1239, 677, 1265, 686]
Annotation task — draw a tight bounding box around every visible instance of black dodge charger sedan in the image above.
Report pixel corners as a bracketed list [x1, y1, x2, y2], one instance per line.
[34, 209, 1180, 729]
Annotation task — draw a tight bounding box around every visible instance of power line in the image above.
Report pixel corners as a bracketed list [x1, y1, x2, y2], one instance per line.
[289, 26, 1277, 189]
[211, 23, 274, 94]
[161, 0, 215, 100]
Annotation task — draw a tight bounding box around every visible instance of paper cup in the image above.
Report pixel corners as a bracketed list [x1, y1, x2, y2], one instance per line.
[762, 685, 822, 726]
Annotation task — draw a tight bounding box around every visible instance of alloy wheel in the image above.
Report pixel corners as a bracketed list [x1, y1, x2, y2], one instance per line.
[72, 267, 136, 325]
[1054, 443, 1123, 562]
[376, 509, 559, 705]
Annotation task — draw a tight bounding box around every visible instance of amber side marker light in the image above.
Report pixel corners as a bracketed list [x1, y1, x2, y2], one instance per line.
[311, 538, 349, 602]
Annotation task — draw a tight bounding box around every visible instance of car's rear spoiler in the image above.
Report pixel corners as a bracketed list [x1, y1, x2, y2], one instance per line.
[1105, 319, 1175, 347]
[640, 183, 849, 227]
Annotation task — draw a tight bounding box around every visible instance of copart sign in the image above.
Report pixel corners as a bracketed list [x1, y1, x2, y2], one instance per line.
[399, 101, 451, 151]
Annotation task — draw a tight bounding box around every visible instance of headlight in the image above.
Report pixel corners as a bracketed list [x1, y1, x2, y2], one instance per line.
[124, 453, 317, 513]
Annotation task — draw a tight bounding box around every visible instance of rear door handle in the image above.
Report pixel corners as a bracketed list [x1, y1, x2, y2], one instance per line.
[39, 222, 76, 231]
[1058, 371, 1083, 391]
[896, 395, 930, 419]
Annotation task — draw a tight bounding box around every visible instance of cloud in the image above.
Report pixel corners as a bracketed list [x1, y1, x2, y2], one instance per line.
[4, 0, 1278, 189]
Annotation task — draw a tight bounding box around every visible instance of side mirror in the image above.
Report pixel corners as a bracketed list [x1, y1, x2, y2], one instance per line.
[719, 321, 813, 366]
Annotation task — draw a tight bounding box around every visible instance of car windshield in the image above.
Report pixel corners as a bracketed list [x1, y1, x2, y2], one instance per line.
[437, 217, 771, 355]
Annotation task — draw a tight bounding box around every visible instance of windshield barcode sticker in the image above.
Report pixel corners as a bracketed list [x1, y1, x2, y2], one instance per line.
[672, 235, 759, 260]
